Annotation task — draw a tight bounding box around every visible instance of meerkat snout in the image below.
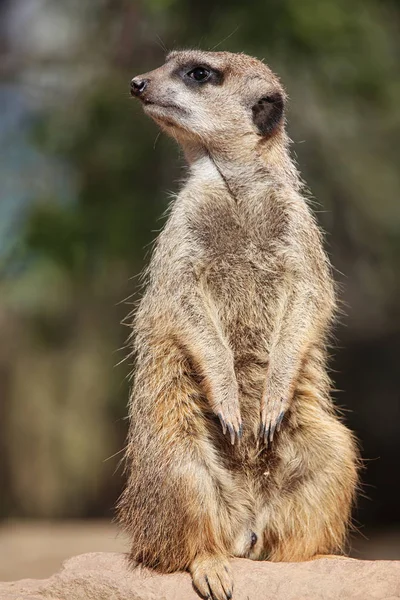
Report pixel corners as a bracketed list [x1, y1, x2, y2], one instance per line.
[130, 78, 148, 97]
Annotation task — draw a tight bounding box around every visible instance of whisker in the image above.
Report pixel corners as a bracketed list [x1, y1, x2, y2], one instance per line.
[210, 26, 240, 51]
[153, 131, 161, 150]
[103, 446, 127, 462]
[155, 34, 168, 53]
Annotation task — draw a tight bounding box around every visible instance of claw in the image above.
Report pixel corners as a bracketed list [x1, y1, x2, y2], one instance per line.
[264, 423, 270, 447]
[276, 410, 285, 432]
[205, 575, 212, 599]
[259, 395, 288, 448]
[217, 413, 227, 435]
[269, 422, 276, 443]
[227, 422, 235, 445]
[217, 412, 242, 445]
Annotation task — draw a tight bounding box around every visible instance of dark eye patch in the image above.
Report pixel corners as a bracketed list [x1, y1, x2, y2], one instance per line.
[172, 63, 223, 87]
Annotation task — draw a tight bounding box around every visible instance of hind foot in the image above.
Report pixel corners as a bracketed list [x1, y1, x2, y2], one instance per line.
[190, 554, 233, 600]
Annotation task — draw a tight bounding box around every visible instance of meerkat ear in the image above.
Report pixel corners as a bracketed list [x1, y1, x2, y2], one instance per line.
[252, 92, 285, 137]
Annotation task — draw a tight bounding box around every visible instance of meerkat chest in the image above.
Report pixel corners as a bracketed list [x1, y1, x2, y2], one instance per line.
[181, 178, 299, 338]
[188, 190, 287, 261]
[189, 189, 291, 280]
[192, 205, 289, 348]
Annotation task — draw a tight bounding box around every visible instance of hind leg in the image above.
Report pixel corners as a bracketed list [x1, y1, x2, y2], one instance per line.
[118, 348, 251, 600]
[183, 453, 240, 600]
[120, 418, 238, 600]
[262, 403, 358, 561]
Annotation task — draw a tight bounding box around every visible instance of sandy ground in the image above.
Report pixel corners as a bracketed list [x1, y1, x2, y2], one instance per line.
[0, 521, 129, 581]
[0, 520, 399, 582]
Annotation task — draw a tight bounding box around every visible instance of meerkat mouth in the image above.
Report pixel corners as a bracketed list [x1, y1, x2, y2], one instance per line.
[143, 99, 188, 116]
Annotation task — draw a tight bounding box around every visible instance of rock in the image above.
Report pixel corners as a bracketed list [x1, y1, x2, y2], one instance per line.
[0, 552, 399, 600]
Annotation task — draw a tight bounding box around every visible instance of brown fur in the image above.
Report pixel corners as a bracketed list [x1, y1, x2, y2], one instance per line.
[118, 51, 358, 600]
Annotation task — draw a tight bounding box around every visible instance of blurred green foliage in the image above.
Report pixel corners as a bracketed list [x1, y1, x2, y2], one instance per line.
[0, 0, 399, 523]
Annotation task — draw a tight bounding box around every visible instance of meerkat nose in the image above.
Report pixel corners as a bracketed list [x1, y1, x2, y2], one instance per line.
[130, 78, 148, 97]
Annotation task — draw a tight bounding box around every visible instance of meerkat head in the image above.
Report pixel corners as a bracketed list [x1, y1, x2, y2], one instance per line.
[130, 50, 286, 152]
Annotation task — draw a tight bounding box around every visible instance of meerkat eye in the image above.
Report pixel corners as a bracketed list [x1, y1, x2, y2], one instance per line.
[187, 67, 211, 82]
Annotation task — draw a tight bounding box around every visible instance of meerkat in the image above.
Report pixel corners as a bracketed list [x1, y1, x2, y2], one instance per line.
[118, 50, 358, 600]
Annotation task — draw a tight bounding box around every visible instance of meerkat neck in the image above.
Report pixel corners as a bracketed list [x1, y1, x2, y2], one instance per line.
[183, 133, 301, 202]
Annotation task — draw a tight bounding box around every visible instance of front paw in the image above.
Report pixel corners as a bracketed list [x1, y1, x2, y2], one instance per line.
[214, 396, 242, 445]
[259, 396, 286, 446]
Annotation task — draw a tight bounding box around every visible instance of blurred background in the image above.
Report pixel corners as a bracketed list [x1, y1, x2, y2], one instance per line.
[0, 0, 399, 581]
